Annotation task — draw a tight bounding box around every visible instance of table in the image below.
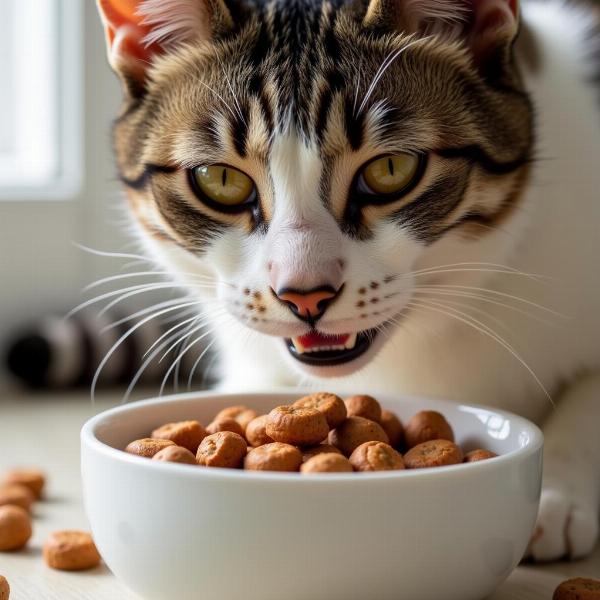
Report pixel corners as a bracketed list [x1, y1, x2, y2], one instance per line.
[1, 390, 598, 599]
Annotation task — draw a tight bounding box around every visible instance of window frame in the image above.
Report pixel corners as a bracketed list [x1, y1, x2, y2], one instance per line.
[0, 0, 83, 201]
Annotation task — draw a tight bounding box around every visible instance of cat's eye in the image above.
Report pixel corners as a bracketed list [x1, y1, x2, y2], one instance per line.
[190, 165, 256, 211]
[358, 153, 424, 198]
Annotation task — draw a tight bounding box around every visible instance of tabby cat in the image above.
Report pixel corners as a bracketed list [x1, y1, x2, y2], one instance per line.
[97, 0, 600, 562]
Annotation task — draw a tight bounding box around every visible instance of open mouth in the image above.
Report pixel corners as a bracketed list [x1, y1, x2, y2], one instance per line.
[285, 329, 377, 366]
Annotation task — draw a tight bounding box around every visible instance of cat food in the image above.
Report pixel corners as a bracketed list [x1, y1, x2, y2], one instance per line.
[266, 405, 329, 446]
[0, 575, 8, 600]
[2, 469, 45, 499]
[404, 410, 454, 449]
[301, 444, 343, 462]
[301, 453, 353, 474]
[293, 392, 347, 429]
[125, 438, 176, 458]
[196, 432, 247, 468]
[43, 530, 101, 571]
[0, 505, 32, 551]
[329, 416, 389, 457]
[151, 420, 206, 453]
[0, 484, 34, 512]
[214, 406, 258, 434]
[380, 409, 404, 448]
[349, 441, 405, 472]
[403, 440, 464, 469]
[344, 394, 382, 423]
[553, 577, 600, 600]
[464, 449, 498, 463]
[245, 443, 303, 472]
[152, 445, 197, 465]
[205, 417, 245, 437]
[245, 415, 274, 447]
[121, 393, 499, 473]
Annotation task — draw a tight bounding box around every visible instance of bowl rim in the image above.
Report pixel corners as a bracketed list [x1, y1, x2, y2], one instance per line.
[81, 389, 543, 484]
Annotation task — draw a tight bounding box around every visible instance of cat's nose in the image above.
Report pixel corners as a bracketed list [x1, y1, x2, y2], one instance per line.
[273, 286, 342, 323]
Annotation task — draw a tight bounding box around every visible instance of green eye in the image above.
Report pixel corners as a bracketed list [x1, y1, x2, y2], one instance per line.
[360, 154, 421, 196]
[191, 165, 255, 209]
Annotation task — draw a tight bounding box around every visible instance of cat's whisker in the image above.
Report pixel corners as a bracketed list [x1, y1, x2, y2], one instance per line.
[198, 80, 240, 123]
[399, 261, 550, 282]
[91, 300, 203, 404]
[409, 297, 554, 406]
[159, 326, 222, 397]
[143, 314, 205, 359]
[357, 36, 433, 115]
[187, 337, 219, 391]
[101, 298, 194, 332]
[219, 62, 247, 126]
[413, 284, 566, 318]
[83, 271, 213, 292]
[412, 288, 558, 326]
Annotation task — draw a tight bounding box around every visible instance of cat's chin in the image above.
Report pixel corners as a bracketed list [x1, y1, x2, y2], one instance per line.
[281, 327, 389, 378]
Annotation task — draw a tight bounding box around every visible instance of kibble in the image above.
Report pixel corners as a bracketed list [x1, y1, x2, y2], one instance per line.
[404, 411, 454, 449]
[345, 394, 382, 423]
[196, 432, 247, 468]
[2, 469, 45, 499]
[246, 415, 274, 447]
[0, 575, 8, 600]
[266, 405, 329, 447]
[301, 453, 353, 474]
[404, 439, 464, 469]
[125, 438, 176, 458]
[205, 418, 245, 438]
[349, 441, 405, 472]
[0, 484, 34, 512]
[214, 406, 258, 434]
[245, 443, 303, 472]
[293, 392, 347, 429]
[380, 410, 404, 448]
[152, 445, 197, 465]
[43, 530, 101, 571]
[464, 449, 497, 463]
[0, 505, 32, 551]
[151, 420, 206, 453]
[329, 417, 389, 457]
[301, 444, 343, 462]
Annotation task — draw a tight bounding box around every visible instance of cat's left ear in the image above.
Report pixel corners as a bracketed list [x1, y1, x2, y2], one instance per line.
[97, 0, 233, 95]
[363, 0, 520, 69]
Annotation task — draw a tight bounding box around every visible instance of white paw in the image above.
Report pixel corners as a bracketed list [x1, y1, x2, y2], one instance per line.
[528, 488, 599, 562]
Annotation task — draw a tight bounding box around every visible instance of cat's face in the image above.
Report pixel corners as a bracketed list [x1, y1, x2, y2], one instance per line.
[99, 0, 533, 378]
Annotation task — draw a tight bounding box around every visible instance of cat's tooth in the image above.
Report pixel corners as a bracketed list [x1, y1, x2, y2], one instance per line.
[291, 337, 305, 354]
[345, 333, 358, 349]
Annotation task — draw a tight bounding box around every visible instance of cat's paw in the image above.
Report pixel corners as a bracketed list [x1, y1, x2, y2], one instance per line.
[527, 487, 598, 562]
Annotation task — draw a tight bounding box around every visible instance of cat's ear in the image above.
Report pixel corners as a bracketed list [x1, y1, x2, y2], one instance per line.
[97, 0, 233, 95]
[363, 0, 519, 69]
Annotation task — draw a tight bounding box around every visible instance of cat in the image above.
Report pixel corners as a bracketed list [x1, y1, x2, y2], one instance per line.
[96, 0, 600, 562]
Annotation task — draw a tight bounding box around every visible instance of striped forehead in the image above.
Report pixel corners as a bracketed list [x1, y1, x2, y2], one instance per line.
[269, 131, 323, 220]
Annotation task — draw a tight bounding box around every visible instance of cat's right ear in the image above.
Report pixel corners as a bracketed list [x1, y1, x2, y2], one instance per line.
[96, 0, 233, 97]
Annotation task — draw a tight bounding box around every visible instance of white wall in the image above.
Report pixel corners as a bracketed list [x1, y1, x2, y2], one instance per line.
[0, 3, 129, 377]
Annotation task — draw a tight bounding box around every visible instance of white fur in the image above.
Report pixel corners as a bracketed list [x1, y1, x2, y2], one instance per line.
[138, 1, 600, 561]
[138, 0, 210, 48]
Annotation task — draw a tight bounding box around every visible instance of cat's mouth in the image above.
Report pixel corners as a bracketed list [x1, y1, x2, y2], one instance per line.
[284, 329, 376, 366]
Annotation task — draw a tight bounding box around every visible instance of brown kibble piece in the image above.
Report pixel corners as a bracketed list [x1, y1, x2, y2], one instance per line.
[214, 406, 258, 433]
[0, 575, 9, 600]
[404, 411, 454, 449]
[380, 410, 404, 448]
[196, 432, 247, 468]
[350, 441, 405, 472]
[125, 438, 175, 458]
[293, 392, 347, 429]
[329, 417, 389, 456]
[246, 415, 274, 447]
[151, 420, 206, 453]
[3, 469, 45, 499]
[244, 443, 302, 472]
[464, 449, 498, 463]
[404, 439, 464, 469]
[0, 505, 32, 551]
[553, 578, 600, 600]
[302, 444, 343, 462]
[266, 406, 329, 446]
[152, 445, 197, 465]
[206, 418, 245, 438]
[301, 453, 353, 474]
[344, 395, 382, 423]
[0, 485, 34, 512]
[43, 530, 101, 571]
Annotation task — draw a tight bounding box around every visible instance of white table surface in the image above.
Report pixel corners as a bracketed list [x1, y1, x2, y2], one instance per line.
[0, 389, 598, 600]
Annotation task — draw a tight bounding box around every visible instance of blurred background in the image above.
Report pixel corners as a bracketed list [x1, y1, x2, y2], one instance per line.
[0, 1, 207, 398]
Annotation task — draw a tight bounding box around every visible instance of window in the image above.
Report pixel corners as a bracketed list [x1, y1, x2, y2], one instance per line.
[0, 0, 82, 200]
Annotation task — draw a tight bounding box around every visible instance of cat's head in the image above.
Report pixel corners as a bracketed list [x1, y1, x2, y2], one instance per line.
[98, 0, 533, 378]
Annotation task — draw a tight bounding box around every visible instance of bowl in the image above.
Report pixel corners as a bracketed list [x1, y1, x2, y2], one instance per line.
[81, 390, 543, 600]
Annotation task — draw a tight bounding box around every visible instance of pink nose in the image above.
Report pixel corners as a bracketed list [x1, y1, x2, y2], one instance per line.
[275, 286, 340, 321]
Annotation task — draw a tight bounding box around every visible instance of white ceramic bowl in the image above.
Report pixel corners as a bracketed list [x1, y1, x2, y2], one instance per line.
[81, 391, 543, 600]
